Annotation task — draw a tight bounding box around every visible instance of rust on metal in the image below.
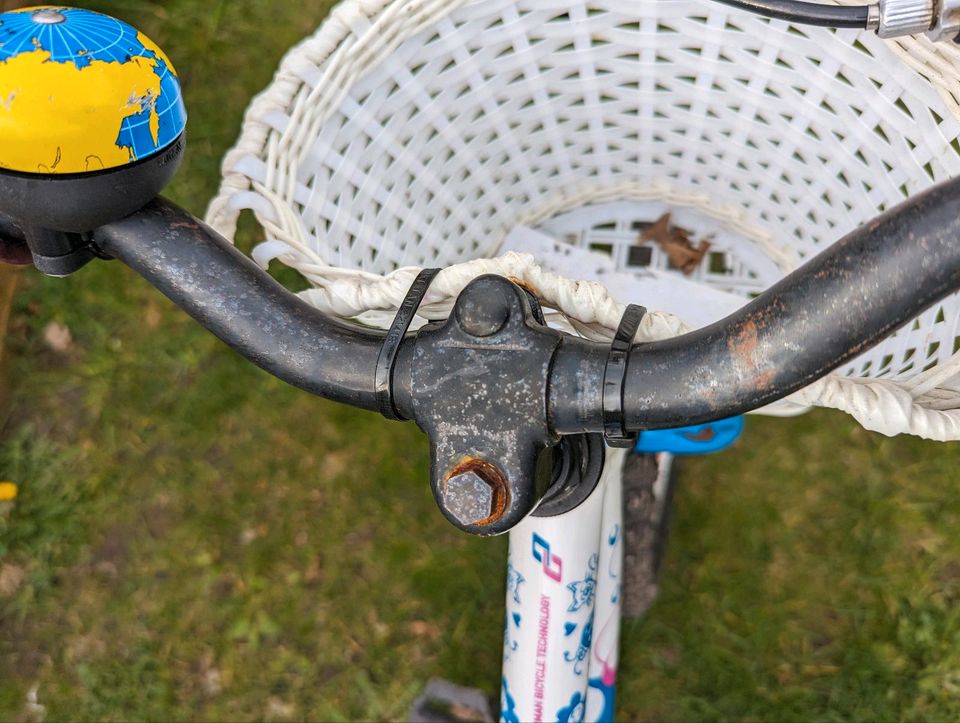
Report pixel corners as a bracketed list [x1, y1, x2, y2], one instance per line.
[443, 456, 510, 527]
[729, 319, 759, 366]
[507, 276, 542, 300]
[726, 317, 777, 391]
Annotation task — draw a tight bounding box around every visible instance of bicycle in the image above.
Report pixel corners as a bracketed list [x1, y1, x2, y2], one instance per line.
[3, 3, 960, 721]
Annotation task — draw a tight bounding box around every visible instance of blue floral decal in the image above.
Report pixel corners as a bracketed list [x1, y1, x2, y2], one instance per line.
[608, 523, 621, 604]
[567, 553, 598, 612]
[564, 614, 593, 675]
[506, 560, 525, 605]
[588, 675, 616, 723]
[556, 690, 586, 723]
[501, 676, 520, 723]
[502, 617, 517, 657]
[503, 612, 521, 656]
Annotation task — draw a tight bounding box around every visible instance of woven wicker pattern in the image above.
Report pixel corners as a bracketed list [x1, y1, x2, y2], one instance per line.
[207, 0, 960, 440]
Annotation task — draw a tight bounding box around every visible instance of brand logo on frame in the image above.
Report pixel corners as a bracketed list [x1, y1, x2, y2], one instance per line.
[532, 533, 562, 582]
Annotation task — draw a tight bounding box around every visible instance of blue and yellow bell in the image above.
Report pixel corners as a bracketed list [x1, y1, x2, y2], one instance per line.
[0, 6, 187, 234]
[0, 5, 187, 174]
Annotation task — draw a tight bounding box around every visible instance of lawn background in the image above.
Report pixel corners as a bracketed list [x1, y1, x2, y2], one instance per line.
[2, 1, 960, 720]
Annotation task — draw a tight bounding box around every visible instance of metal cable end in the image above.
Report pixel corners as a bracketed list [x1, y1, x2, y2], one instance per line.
[877, 0, 934, 37]
[927, 0, 960, 41]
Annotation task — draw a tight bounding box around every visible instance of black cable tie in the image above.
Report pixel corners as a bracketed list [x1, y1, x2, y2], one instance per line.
[375, 267, 440, 420]
[602, 303, 646, 447]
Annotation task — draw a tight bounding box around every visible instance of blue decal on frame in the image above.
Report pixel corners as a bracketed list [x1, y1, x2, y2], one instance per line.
[557, 690, 586, 723]
[588, 675, 616, 723]
[500, 676, 520, 723]
[564, 614, 594, 675]
[567, 554, 598, 612]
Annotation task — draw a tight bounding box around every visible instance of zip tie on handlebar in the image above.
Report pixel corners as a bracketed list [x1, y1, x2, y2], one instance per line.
[375, 267, 441, 420]
[603, 303, 646, 447]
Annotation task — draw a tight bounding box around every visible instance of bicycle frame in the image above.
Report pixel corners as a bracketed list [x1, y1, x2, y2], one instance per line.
[501, 447, 625, 723]
[501, 448, 678, 723]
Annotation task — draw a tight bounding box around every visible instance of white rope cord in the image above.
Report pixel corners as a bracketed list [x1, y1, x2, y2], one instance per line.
[206, 0, 960, 441]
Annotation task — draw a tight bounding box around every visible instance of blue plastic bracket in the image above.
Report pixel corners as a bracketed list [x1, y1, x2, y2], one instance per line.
[634, 416, 745, 455]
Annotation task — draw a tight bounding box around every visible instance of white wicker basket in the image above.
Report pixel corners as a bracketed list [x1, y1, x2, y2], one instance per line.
[207, 0, 960, 440]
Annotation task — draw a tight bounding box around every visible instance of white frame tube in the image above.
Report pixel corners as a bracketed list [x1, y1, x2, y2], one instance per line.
[584, 450, 625, 722]
[500, 448, 627, 723]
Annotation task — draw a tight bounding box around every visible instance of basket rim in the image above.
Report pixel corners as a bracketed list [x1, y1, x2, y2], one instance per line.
[206, 0, 960, 243]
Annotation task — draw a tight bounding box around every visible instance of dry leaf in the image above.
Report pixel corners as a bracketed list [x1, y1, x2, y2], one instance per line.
[641, 212, 711, 275]
[201, 665, 223, 697]
[0, 563, 25, 597]
[408, 619, 441, 641]
[23, 683, 46, 723]
[42, 321, 72, 352]
[144, 302, 162, 329]
[265, 697, 296, 721]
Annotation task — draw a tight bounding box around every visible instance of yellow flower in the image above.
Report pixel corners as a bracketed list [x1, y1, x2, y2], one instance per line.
[0, 482, 18, 502]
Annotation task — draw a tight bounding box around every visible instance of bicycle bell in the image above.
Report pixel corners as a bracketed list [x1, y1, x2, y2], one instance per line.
[0, 6, 187, 271]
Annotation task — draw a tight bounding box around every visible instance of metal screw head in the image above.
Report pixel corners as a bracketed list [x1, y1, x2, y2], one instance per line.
[442, 458, 509, 528]
[455, 282, 511, 338]
[32, 9, 67, 24]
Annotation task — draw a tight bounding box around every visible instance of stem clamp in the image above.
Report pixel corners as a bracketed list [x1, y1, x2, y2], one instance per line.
[375, 267, 440, 420]
[603, 303, 646, 447]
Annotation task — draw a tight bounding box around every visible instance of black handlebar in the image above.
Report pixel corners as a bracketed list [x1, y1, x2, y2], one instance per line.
[552, 175, 960, 432]
[91, 199, 388, 412]
[86, 177, 960, 437]
[6, 174, 960, 535]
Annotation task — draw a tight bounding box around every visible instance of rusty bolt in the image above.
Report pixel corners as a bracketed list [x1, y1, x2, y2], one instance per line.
[442, 457, 509, 528]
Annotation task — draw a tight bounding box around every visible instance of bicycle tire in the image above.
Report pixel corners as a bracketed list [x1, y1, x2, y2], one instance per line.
[621, 452, 678, 619]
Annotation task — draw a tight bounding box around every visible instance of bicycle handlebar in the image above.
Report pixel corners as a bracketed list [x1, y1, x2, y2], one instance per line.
[87, 177, 960, 437]
[92, 200, 388, 412]
[553, 175, 960, 432]
[6, 5, 960, 536]
[56, 175, 960, 534]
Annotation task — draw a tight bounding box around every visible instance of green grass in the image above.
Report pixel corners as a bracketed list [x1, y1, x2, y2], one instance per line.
[2, 1, 960, 720]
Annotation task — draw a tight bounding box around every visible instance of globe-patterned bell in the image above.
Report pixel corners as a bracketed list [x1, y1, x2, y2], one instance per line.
[0, 6, 187, 174]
